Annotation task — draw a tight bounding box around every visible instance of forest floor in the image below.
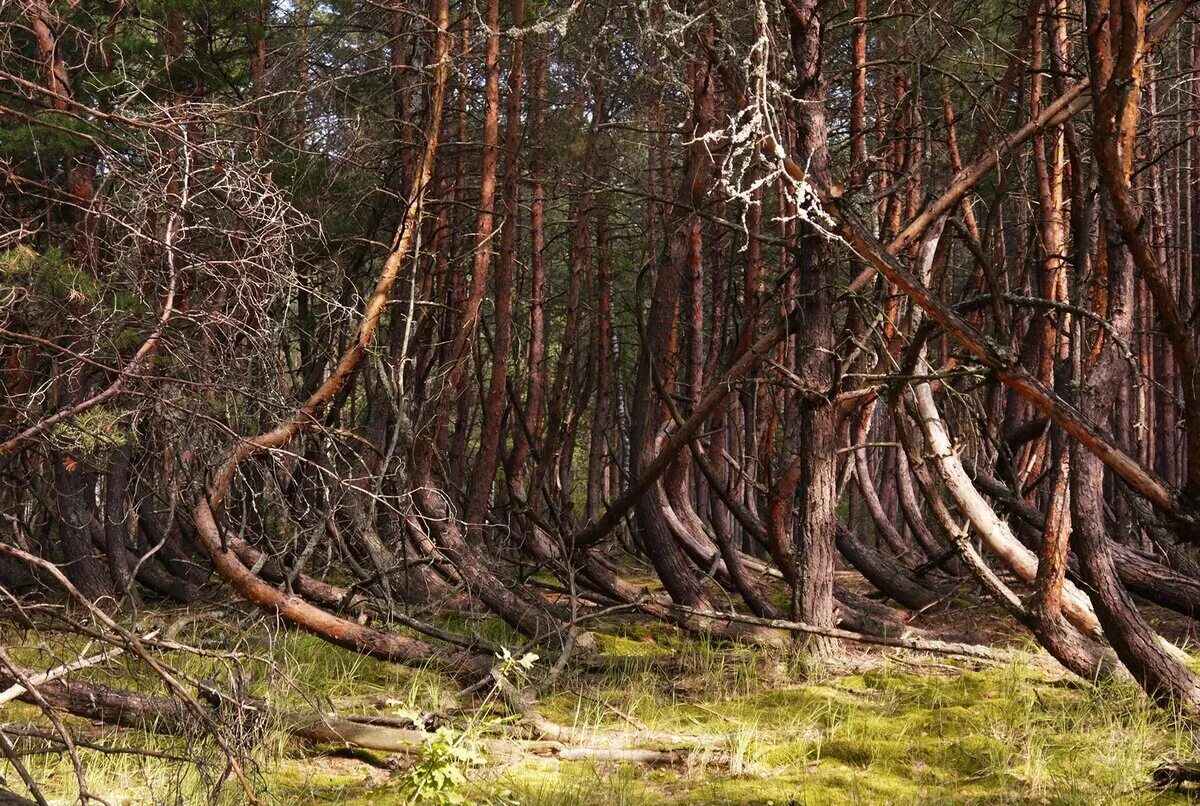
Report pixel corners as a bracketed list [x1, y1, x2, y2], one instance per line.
[5, 573, 1200, 804]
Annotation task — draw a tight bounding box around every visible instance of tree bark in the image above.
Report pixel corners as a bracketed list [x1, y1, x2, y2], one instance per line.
[53, 455, 113, 601]
[783, 0, 837, 653]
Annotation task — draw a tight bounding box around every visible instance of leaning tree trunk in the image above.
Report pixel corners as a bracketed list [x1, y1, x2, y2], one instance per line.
[185, 0, 496, 685]
[103, 448, 135, 598]
[628, 51, 716, 608]
[1063, 0, 1200, 719]
[465, 0, 524, 532]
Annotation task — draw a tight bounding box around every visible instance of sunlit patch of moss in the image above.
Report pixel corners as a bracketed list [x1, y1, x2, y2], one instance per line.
[268, 755, 387, 804]
[757, 737, 819, 770]
[484, 759, 649, 805]
[4, 617, 1198, 804]
[686, 766, 930, 805]
[481, 653, 1193, 804]
[592, 631, 671, 658]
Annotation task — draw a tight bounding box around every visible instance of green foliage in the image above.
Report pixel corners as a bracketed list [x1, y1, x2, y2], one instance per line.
[1, 247, 153, 358]
[0, 245, 98, 303]
[49, 406, 135, 456]
[397, 726, 488, 805]
[0, 110, 93, 162]
[392, 648, 537, 804]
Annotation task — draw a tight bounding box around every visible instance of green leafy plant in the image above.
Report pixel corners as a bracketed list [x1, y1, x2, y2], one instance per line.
[399, 725, 487, 805]
[493, 646, 539, 681]
[395, 647, 538, 804]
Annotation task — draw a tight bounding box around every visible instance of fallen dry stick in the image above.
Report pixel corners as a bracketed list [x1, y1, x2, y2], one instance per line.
[671, 605, 1026, 663]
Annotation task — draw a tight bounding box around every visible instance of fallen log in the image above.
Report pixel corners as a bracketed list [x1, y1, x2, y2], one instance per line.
[0, 668, 725, 770]
[291, 715, 707, 766]
[1152, 761, 1200, 789]
[670, 605, 1029, 663]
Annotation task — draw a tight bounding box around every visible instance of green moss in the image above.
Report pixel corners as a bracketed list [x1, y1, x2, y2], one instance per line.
[270, 756, 388, 804]
[3, 620, 1195, 804]
[592, 631, 671, 658]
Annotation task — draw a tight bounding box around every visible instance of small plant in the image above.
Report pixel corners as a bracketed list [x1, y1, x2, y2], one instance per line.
[399, 725, 486, 805]
[395, 646, 538, 804]
[493, 646, 539, 684]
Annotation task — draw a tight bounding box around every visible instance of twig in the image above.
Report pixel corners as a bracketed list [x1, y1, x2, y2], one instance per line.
[0, 631, 160, 708]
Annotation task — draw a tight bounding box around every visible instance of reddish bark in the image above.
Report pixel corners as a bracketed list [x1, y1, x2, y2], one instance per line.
[509, 43, 549, 490]
[466, 0, 525, 529]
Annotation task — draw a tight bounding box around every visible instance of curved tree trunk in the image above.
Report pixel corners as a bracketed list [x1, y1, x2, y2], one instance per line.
[913, 377, 1105, 641]
[834, 526, 940, 612]
[1064, 0, 1200, 716]
[628, 49, 716, 609]
[185, 0, 492, 683]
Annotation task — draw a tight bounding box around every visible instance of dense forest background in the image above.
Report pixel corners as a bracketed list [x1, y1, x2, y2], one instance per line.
[3, 0, 1200, 802]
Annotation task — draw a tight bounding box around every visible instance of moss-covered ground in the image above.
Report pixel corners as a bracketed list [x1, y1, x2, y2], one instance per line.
[2, 610, 1197, 804]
